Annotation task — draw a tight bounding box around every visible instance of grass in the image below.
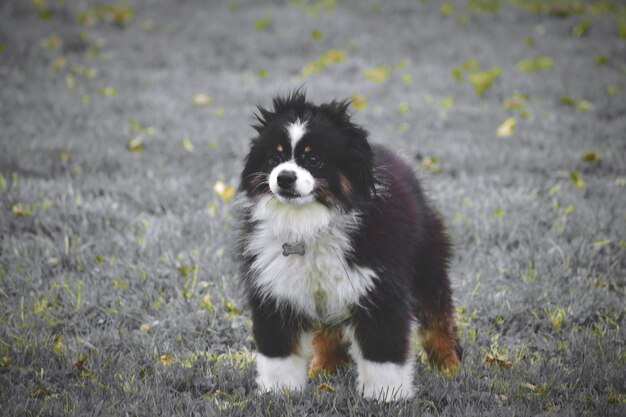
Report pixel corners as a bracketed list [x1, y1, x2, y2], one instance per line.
[1, 0, 625, 415]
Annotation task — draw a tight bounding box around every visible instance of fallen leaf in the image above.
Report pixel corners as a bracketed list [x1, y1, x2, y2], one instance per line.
[365, 66, 390, 83]
[214, 179, 236, 201]
[485, 353, 512, 368]
[99, 86, 118, 97]
[351, 94, 368, 111]
[128, 135, 144, 153]
[582, 151, 601, 163]
[497, 117, 517, 137]
[192, 93, 212, 107]
[316, 383, 335, 393]
[160, 353, 172, 366]
[569, 171, 586, 188]
[311, 29, 324, 40]
[469, 67, 501, 96]
[183, 137, 195, 152]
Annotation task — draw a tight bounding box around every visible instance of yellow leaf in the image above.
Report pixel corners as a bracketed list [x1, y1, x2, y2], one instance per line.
[311, 29, 324, 40]
[139, 323, 150, 333]
[160, 353, 172, 366]
[128, 135, 144, 153]
[315, 383, 335, 393]
[99, 86, 117, 97]
[183, 137, 195, 152]
[200, 292, 214, 311]
[351, 94, 368, 111]
[192, 93, 212, 107]
[364, 66, 390, 83]
[497, 117, 516, 137]
[320, 49, 346, 65]
[569, 172, 586, 189]
[214, 180, 236, 201]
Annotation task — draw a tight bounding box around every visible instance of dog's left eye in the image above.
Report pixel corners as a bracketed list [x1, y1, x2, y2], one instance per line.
[304, 154, 323, 168]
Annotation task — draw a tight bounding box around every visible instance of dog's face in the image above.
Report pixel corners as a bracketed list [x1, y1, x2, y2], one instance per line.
[240, 93, 376, 210]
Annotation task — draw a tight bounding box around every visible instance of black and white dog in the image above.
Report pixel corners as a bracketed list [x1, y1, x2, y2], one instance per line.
[236, 92, 461, 400]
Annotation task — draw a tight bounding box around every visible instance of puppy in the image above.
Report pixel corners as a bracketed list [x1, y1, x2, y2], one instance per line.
[235, 91, 461, 401]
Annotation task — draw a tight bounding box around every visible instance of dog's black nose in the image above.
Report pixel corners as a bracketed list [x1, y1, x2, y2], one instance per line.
[277, 170, 297, 189]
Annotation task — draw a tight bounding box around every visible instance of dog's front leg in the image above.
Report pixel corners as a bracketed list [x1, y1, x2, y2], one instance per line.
[348, 295, 416, 401]
[250, 296, 309, 392]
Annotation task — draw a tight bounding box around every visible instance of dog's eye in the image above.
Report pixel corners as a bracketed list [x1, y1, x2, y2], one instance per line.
[305, 154, 323, 168]
[269, 153, 282, 166]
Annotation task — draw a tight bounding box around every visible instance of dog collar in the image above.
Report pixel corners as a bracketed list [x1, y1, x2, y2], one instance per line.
[282, 241, 306, 257]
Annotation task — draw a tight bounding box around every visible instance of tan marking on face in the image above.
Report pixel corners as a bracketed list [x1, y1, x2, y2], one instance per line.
[276, 144, 284, 153]
[304, 145, 312, 153]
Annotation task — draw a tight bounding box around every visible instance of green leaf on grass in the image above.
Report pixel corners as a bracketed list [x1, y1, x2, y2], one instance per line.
[516, 56, 553, 73]
[594, 55, 609, 65]
[572, 19, 591, 38]
[128, 136, 144, 153]
[561, 96, 592, 112]
[468, 67, 501, 96]
[582, 151, 601, 163]
[99, 86, 117, 97]
[451, 67, 464, 82]
[42, 34, 62, 51]
[592, 239, 611, 247]
[607, 86, 620, 96]
[311, 29, 324, 40]
[569, 171, 586, 189]
[549, 184, 560, 196]
[254, 17, 272, 31]
[0, 42, 7, 55]
[441, 3, 455, 16]
[469, 0, 501, 13]
[183, 137, 195, 152]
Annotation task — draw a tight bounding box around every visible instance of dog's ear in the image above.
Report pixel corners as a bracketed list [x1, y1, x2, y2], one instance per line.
[346, 126, 376, 201]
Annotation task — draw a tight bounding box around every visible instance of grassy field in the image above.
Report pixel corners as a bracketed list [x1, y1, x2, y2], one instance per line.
[1, 0, 625, 415]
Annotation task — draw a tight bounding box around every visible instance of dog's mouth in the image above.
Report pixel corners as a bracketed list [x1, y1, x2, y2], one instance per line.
[274, 190, 315, 206]
[278, 189, 301, 199]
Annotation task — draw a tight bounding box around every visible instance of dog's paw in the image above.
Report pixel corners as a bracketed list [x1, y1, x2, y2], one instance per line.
[256, 353, 307, 393]
[356, 359, 415, 402]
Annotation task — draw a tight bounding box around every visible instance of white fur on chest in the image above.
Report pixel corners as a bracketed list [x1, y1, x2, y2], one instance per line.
[245, 196, 377, 323]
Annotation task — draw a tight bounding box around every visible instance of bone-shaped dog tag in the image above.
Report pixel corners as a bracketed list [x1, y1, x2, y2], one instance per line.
[282, 242, 306, 257]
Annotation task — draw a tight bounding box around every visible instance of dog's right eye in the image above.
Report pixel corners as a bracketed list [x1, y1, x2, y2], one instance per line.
[269, 153, 282, 166]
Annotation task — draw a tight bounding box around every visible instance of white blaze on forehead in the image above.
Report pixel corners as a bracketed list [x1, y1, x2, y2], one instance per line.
[287, 119, 307, 150]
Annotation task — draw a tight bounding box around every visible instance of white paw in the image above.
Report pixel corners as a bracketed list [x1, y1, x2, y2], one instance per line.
[256, 353, 307, 393]
[356, 359, 415, 402]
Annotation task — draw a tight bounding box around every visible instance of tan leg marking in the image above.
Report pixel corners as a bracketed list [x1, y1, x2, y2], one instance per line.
[418, 322, 461, 373]
[309, 328, 350, 378]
